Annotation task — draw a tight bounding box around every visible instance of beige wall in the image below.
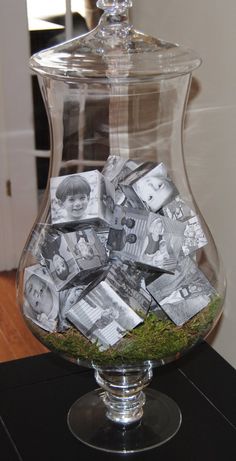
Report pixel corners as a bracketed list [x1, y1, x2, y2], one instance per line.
[132, 0, 236, 368]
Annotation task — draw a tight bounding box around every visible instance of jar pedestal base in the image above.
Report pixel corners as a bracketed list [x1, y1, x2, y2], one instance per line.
[67, 388, 182, 453]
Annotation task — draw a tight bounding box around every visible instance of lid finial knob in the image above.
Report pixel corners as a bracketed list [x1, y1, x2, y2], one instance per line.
[96, 0, 133, 15]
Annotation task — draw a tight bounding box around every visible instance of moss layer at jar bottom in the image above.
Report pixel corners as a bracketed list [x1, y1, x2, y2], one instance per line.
[28, 297, 222, 366]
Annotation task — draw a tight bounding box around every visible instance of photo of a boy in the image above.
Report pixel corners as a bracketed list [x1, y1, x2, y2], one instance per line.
[23, 273, 58, 332]
[54, 174, 91, 222]
[50, 170, 115, 226]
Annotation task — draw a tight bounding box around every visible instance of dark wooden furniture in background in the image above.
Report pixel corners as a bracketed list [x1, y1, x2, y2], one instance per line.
[0, 343, 236, 460]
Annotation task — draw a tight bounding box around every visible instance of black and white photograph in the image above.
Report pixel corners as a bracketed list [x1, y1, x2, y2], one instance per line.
[107, 226, 138, 252]
[23, 264, 59, 332]
[102, 155, 143, 189]
[114, 187, 127, 206]
[66, 281, 143, 350]
[119, 183, 147, 210]
[99, 174, 116, 224]
[140, 214, 185, 271]
[162, 195, 195, 222]
[119, 161, 156, 209]
[107, 206, 147, 252]
[181, 216, 208, 256]
[109, 205, 127, 230]
[65, 228, 108, 272]
[50, 170, 115, 226]
[132, 162, 178, 213]
[105, 260, 152, 314]
[95, 230, 110, 256]
[39, 228, 79, 291]
[58, 285, 84, 331]
[147, 257, 217, 326]
[120, 161, 156, 187]
[108, 209, 185, 271]
[102, 155, 127, 184]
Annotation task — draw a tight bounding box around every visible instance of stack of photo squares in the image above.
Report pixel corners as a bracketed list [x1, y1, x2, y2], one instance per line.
[23, 155, 216, 349]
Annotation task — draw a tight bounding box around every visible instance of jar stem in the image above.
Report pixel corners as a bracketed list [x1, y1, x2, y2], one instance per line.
[94, 365, 153, 425]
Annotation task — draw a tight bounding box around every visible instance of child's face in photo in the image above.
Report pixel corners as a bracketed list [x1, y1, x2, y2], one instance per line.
[52, 254, 68, 277]
[125, 218, 135, 229]
[126, 234, 137, 244]
[25, 276, 52, 315]
[62, 193, 89, 219]
[137, 176, 173, 212]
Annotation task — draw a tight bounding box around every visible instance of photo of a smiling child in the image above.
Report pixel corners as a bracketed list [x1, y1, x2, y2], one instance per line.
[50, 170, 115, 226]
[50, 172, 91, 224]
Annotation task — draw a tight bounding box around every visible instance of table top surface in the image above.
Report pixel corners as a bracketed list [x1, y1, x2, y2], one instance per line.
[0, 342, 236, 461]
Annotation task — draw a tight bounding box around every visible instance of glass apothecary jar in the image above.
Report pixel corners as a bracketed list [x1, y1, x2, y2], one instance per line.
[17, 0, 225, 453]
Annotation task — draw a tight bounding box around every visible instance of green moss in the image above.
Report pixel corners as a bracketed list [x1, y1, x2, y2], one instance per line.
[34, 296, 222, 366]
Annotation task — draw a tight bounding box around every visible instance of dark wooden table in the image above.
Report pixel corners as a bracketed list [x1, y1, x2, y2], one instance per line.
[1, 342, 236, 461]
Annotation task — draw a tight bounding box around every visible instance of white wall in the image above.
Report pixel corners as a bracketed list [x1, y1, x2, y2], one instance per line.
[133, 0, 236, 368]
[0, 0, 38, 270]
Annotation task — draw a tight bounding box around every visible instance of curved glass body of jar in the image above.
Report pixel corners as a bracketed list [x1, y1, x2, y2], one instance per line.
[17, 71, 225, 367]
[17, 2, 225, 370]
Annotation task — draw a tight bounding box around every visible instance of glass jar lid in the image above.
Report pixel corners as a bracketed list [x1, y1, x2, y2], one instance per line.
[30, 0, 201, 82]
